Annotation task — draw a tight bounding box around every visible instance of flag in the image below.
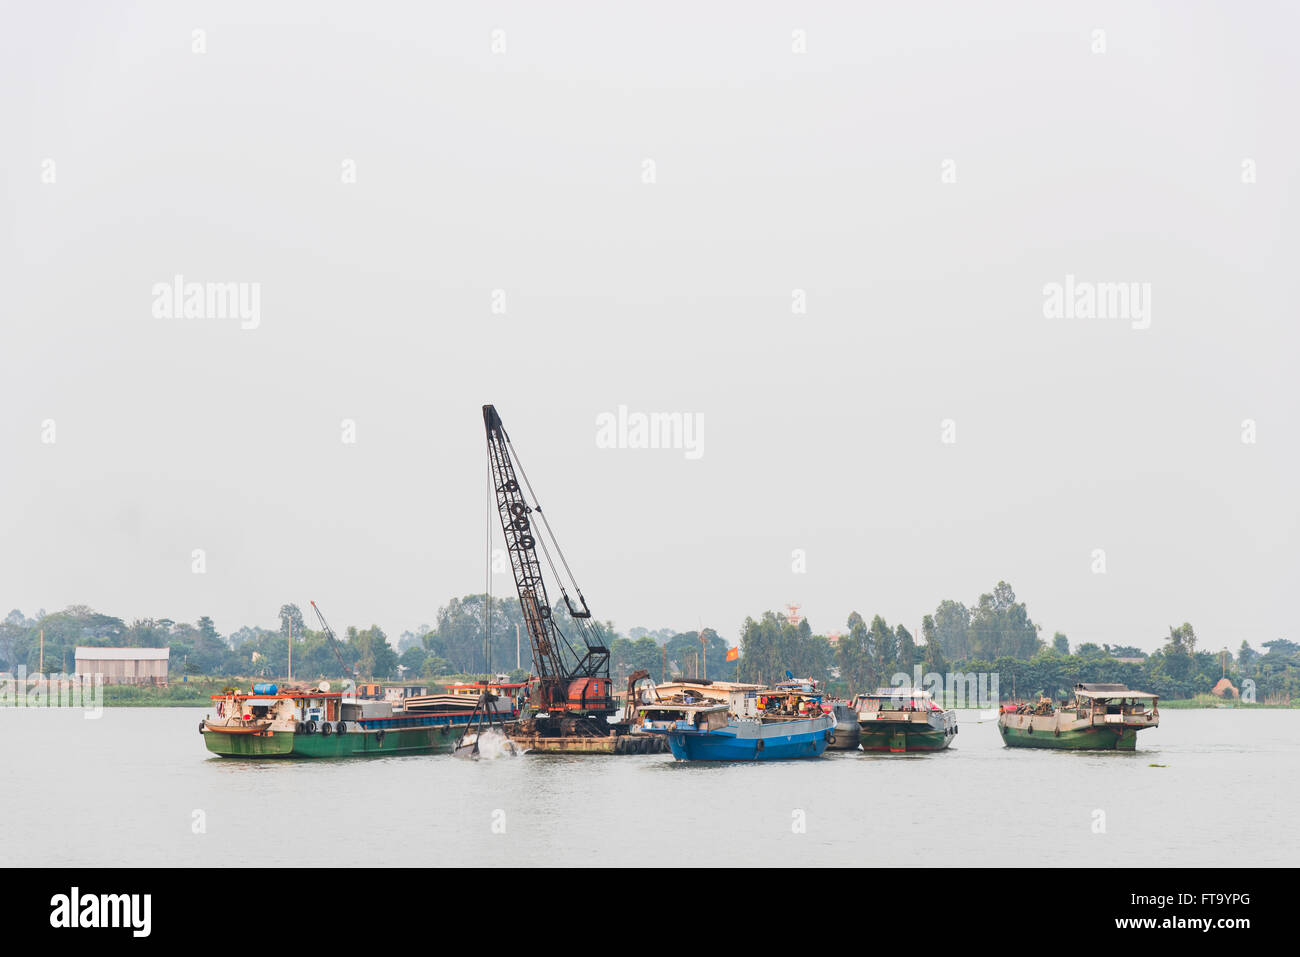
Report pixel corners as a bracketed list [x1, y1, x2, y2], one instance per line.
[725, 646, 739, 662]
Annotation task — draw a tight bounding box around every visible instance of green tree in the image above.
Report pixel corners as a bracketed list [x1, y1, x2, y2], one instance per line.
[921, 614, 947, 675]
[837, 612, 872, 694]
[348, 625, 398, 679]
[869, 615, 895, 682]
[895, 624, 917, 676]
[933, 600, 970, 661]
[398, 644, 428, 677]
[278, 604, 305, 637]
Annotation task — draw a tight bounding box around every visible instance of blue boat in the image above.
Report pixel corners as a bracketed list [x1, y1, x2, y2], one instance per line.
[640, 685, 834, 761]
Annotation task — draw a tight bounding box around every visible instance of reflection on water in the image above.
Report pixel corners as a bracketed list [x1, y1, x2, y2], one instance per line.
[1, 707, 1295, 866]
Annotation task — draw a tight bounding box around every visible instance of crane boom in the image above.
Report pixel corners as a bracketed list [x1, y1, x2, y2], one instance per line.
[483, 404, 612, 723]
[310, 600, 357, 681]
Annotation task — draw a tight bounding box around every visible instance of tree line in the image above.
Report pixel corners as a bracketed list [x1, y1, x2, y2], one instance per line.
[737, 582, 1298, 703]
[0, 598, 737, 686]
[2, 580, 1295, 703]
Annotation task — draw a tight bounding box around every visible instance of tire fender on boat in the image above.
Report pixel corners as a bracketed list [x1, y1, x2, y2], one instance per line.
[336, 721, 347, 735]
[295, 722, 305, 734]
[825, 731, 837, 746]
[321, 722, 333, 737]
[198, 720, 206, 734]
[375, 730, 385, 746]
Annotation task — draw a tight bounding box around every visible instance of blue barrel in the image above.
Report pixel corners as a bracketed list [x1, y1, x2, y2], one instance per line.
[253, 682, 278, 695]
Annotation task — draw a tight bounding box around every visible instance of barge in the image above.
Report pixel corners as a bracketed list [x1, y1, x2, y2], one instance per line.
[853, 687, 957, 753]
[200, 683, 517, 758]
[641, 684, 834, 761]
[998, 683, 1158, 750]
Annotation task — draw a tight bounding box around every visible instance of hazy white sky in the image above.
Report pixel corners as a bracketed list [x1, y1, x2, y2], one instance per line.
[3, 2, 1296, 653]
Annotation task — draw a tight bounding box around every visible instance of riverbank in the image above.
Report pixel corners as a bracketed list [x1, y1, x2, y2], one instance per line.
[1159, 695, 1297, 709]
[0, 678, 232, 707]
[1, 675, 481, 707]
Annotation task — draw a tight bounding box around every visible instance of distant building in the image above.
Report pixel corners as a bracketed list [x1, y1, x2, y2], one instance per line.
[74, 647, 169, 686]
[385, 684, 429, 703]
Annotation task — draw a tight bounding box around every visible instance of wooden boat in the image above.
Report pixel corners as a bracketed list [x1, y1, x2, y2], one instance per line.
[853, 687, 957, 752]
[998, 683, 1158, 750]
[199, 684, 512, 758]
[202, 718, 272, 735]
[640, 684, 834, 761]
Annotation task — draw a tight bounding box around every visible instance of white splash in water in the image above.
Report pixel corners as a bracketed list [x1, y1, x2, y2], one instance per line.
[459, 728, 521, 760]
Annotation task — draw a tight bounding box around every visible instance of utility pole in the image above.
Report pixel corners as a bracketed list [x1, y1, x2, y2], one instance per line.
[700, 632, 706, 680]
[287, 617, 292, 682]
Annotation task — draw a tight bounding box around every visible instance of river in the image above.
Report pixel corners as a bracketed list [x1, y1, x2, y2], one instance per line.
[2, 706, 1293, 867]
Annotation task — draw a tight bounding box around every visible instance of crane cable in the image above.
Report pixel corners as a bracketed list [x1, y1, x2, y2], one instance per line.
[310, 601, 354, 680]
[503, 432, 585, 599]
[490, 430, 584, 669]
[502, 433, 602, 650]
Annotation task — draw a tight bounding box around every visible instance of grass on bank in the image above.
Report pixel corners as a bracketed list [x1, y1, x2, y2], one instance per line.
[1158, 694, 1296, 709]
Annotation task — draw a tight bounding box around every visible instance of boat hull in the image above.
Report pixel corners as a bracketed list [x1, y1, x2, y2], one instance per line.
[506, 732, 668, 754]
[824, 726, 861, 750]
[858, 724, 954, 753]
[657, 715, 833, 762]
[203, 722, 464, 758]
[825, 705, 861, 750]
[997, 720, 1143, 751]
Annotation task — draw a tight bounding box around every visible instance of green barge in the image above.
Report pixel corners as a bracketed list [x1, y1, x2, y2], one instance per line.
[997, 682, 1159, 751]
[853, 688, 958, 753]
[200, 685, 514, 758]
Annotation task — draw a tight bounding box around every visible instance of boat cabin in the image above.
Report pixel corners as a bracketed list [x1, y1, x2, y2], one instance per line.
[854, 687, 942, 714]
[210, 687, 348, 731]
[745, 687, 824, 721]
[647, 679, 765, 703]
[637, 700, 731, 733]
[384, 685, 429, 706]
[772, 677, 820, 694]
[1069, 683, 1158, 720]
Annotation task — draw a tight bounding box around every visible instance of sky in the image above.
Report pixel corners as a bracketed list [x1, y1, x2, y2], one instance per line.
[2, 2, 1297, 653]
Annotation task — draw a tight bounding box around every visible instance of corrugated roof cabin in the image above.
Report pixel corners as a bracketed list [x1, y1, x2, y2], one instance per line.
[74, 647, 170, 686]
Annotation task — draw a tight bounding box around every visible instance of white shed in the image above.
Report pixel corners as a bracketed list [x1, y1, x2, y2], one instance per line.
[74, 647, 170, 685]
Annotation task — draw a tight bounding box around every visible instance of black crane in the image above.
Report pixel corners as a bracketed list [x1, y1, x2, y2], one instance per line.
[310, 600, 359, 683]
[483, 404, 614, 735]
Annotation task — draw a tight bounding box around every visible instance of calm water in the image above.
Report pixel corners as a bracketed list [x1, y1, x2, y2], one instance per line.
[2, 707, 1294, 867]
